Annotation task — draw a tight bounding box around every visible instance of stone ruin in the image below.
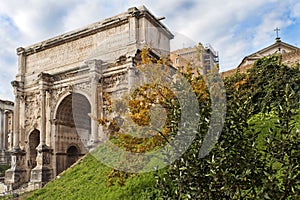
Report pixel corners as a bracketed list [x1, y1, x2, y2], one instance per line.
[5, 6, 173, 190]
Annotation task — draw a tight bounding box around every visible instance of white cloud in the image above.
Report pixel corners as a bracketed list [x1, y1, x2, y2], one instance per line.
[291, 3, 300, 18]
[252, 1, 295, 49]
[62, 1, 127, 32]
[0, 0, 300, 100]
[0, 16, 19, 100]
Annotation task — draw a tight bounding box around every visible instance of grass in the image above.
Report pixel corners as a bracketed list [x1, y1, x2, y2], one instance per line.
[24, 154, 161, 200]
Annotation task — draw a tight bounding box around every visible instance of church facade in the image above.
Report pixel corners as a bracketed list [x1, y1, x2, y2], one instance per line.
[5, 6, 173, 190]
[237, 37, 300, 72]
[222, 37, 300, 77]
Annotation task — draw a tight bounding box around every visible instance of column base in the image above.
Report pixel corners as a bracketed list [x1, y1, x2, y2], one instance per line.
[29, 145, 53, 187]
[29, 166, 53, 188]
[4, 148, 27, 190]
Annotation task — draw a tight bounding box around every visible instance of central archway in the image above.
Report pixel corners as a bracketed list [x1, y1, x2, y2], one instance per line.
[54, 93, 91, 175]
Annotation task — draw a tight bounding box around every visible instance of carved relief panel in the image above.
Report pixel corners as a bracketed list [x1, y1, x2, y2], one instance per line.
[24, 92, 42, 130]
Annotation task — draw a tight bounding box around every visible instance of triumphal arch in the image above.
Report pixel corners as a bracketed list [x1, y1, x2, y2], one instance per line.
[5, 6, 173, 189]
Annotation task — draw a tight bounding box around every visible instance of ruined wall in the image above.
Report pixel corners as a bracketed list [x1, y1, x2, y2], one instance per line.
[282, 49, 300, 67]
[22, 7, 172, 89]
[139, 18, 170, 55]
[24, 22, 132, 87]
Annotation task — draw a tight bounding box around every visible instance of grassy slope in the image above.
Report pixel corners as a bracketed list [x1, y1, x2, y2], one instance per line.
[25, 154, 161, 200]
[21, 110, 300, 200]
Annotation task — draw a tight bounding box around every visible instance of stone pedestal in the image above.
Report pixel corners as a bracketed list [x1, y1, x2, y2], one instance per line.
[0, 150, 11, 165]
[29, 144, 53, 189]
[5, 148, 27, 190]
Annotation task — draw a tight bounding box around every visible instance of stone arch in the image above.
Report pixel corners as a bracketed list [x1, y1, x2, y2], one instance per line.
[53, 89, 91, 120]
[66, 145, 80, 168]
[28, 129, 40, 169]
[54, 92, 91, 175]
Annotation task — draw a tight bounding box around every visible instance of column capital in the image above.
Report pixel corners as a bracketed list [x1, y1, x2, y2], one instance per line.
[86, 59, 103, 76]
[128, 7, 140, 17]
[12, 146, 23, 153]
[85, 59, 102, 69]
[16, 47, 25, 55]
[11, 80, 24, 98]
[4, 109, 12, 114]
[38, 72, 53, 90]
[36, 143, 52, 152]
[11, 80, 19, 89]
[38, 72, 53, 82]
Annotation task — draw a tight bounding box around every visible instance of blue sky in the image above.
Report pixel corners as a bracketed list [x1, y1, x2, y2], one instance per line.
[0, 0, 299, 100]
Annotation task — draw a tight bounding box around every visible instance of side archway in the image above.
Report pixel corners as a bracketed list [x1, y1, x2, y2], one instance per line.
[28, 129, 40, 169]
[66, 145, 80, 168]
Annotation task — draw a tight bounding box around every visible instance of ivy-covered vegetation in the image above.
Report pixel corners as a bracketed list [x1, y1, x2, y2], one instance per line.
[157, 54, 300, 199]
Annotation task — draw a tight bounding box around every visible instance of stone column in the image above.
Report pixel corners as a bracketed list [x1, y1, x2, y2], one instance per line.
[128, 10, 138, 53]
[98, 78, 105, 141]
[11, 83, 20, 149]
[5, 81, 27, 191]
[90, 74, 99, 144]
[17, 47, 26, 76]
[12, 82, 20, 151]
[3, 110, 8, 149]
[0, 109, 4, 165]
[30, 73, 53, 189]
[9, 112, 13, 151]
[86, 60, 102, 145]
[128, 65, 136, 90]
[0, 109, 3, 150]
[3, 110, 9, 165]
[40, 89, 47, 146]
[45, 91, 52, 147]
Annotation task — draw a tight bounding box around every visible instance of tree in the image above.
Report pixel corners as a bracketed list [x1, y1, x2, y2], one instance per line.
[247, 55, 300, 113]
[157, 54, 300, 199]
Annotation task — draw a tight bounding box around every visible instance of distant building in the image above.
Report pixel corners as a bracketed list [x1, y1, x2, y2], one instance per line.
[171, 43, 219, 75]
[0, 99, 14, 166]
[222, 37, 300, 77]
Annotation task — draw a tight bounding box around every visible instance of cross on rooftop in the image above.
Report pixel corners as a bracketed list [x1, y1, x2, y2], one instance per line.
[274, 27, 280, 39]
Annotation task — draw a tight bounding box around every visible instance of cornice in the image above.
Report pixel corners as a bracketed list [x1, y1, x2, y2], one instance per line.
[20, 6, 174, 56]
